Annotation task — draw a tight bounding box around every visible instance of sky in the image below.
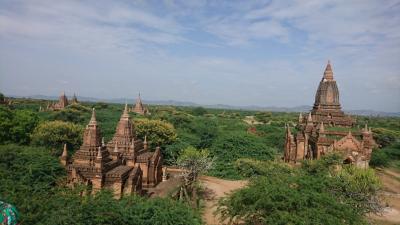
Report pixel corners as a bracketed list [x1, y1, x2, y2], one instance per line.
[0, 0, 399, 112]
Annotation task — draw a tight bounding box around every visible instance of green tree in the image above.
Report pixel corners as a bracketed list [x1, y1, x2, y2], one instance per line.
[0, 107, 38, 144]
[177, 146, 214, 208]
[10, 110, 39, 144]
[191, 107, 207, 116]
[372, 128, 400, 148]
[209, 132, 276, 179]
[218, 158, 380, 225]
[0, 106, 13, 143]
[31, 121, 83, 155]
[134, 118, 177, 148]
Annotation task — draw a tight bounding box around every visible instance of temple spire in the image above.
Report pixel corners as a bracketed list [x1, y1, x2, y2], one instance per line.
[89, 108, 97, 125]
[96, 146, 102, 159]
[307, 112, 313, 123]
[298, 113, 303, 123]
[323, 60, 334, 81]
[114, 142, 119, 153]
[62, 143, 68, 157]
[319, 122, 325, 133]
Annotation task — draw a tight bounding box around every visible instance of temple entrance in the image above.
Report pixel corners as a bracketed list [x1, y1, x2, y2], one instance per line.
[343, 156, 354, 165]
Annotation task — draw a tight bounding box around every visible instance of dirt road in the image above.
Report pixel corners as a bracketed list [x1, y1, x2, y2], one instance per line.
[200, 176, 247, 225]
[371, 169, 400, 225]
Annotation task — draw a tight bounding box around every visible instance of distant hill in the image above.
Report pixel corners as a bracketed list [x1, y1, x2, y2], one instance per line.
[8, 94, 400, 117]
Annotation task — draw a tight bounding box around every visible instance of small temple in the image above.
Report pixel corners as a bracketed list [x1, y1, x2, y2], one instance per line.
[283, 61, 377, 168]
[47, 92, 79, 110]
[61, 104, 162, 198]
[130, 93, 150, 115]
[47, 92, 69, 110]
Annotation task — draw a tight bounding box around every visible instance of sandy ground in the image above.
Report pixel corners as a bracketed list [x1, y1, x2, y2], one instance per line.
[200, 176, 247, 225]
[370, 169, 400, 225]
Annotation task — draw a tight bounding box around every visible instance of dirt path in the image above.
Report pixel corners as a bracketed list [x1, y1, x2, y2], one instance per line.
[200, 176, 247, 225]
[371, 169, 400, 225]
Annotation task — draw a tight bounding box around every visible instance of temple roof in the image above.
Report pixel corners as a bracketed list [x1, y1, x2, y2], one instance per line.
[323, 60, 334, 81]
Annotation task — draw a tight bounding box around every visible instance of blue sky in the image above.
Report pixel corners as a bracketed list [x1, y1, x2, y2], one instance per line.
[0, 0, 399, 112]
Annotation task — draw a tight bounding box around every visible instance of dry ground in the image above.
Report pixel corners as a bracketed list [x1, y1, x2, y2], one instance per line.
[199, 176, 248, 225]
[370, 168, 400, 225]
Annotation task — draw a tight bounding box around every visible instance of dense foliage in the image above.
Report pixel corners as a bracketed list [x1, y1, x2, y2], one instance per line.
[134, 118, 177, 148]
[31, 121, 83, 155]
[218, 155, 383, 225]
[0, 106, 38, 144]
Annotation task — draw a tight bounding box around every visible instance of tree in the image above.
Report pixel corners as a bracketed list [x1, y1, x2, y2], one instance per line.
[218, 158, 379, 225]
[31, 121, 83, 155]
[176, 146, 214, 207]
[372, 128, 400, 148]
[208, 131, 276, 179]
[134, 118, 177, 148]
[0, 107, 38, 144]
[0, 106, 13, 144]
[10, 110, 39, 144]
[191, 107, 207, 116]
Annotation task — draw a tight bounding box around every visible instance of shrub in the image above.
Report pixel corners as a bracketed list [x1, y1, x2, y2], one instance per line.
[31, 121, 83, 155]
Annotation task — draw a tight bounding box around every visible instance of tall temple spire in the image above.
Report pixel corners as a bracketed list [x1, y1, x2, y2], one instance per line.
[89, 108, 97, 125]
[96, 146, 102, 159]
[62, 143, 68, 157]
[122, 103, 129, 119]
[323, 60, 334, 81]
[307, 112, 313, 122]
[319, 122, 325, 133]
[114, 142, 119, 153]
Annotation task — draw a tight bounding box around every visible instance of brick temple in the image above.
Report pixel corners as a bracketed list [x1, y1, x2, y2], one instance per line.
[61, 104, 162, 198]
[283, 61, 377, 168]
[131, 93, 150, 115]
[47, 92, 79, 110]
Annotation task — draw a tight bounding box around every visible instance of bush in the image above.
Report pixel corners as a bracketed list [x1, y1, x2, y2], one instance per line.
[134, 118, 177, 148]
[208, 132, 276, 179]
[31, 121, 83, 155]
[0, 106, 38, 144]
[372, 128, 400, 148]
[218, 157, 382, 225]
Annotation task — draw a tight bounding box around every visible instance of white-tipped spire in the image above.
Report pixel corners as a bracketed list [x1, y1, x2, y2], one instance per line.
[89, 108, 97, 125]
[114, 142, 119, 153]
[62, 143, 68, 157]
[323, 60, 334, 81]
[319, 122, 325, 133]
[96, 146, 102, 159]
[307, 112, 313, 122]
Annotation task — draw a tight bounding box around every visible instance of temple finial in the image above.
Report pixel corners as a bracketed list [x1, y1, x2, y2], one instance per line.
[101, 137, 105, 146]
[114, 142, 119, 153]
[97, 146, 102, 159]
[89, 108, 97, 125]
[307, 112, 312, 122]
[323, 60, 334, 81]
[319, 122, 325, 133]
[62, 143, 68, 157]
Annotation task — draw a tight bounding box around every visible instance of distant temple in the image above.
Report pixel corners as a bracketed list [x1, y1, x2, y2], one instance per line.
[71, 93, 79, 104]
[130, 93, 150, 115]
[61, 104, 162, 198]
[47, 92, 69, 110]
[47, 92, 79, 111]
[0, 93, 10, 105]
[283, 61, 377, 168]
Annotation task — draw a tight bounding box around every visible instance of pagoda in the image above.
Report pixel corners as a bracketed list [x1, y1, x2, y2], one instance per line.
[47, 91, 69, 110]
[131, 93, 150, 115]
[283, 61, 377, 168]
